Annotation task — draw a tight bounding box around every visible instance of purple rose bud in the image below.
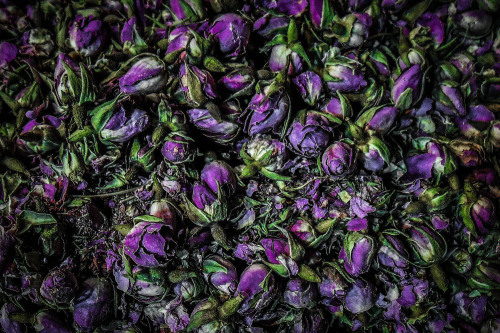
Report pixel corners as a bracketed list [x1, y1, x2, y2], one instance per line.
[417, 12, 445, 45]
[289, 220, 316, 246]
[73, 278, 113, 332]
[453, 292, 488, 323]
[165, 23, 207, 62]
[318, 266, 348, 300]
[378, 234, 409, 276]
[324, 63, 367, 93]
[0, 227, 15, 274]
[448, 140, 484, 167]
[310, 0, 327, 28]
[40, 268, 78, 305]
[123, 222, 173, 267]
[365, 106, 398, 134]
[209, 14, 250, 57]
[203, 255, 238, 294]
[161, 134, 192, 164]
[169, 0, 206, 21]
[456, 105, 495, 139]
[369, 49, 391, 76]
[101, 107, 150, 143]
[470, 196, 496, 235]
[292, 71, 323, 106]
[179, 63, 218, 104]
[284, 278, 318, 309]
[0, 42, 17, 68]
[188, 102, 240, 143]
[434, 82, 466, 116]
[236, 264, 277, 315]
[201, 160, 237, 195]
[254, 16, 289, 39]
[174, 278, 202, 300]
[489, 121, 500, 149]
[219, 67, 254, 93]
[322, 96, 352, 120]
[1, 303, 27, 333]
[69, 15, 106, 57]
[344, 280, 374, 314]
[408, 224, 446, 265]
[391, 64, 424, 109]
[349, 0, 370, 11]
[119, 56, 168, 95]
[321, 142, 356, 178]
[287, 111, 333, 158]
[121, 17, 138, 43]
[256, 0, 308, 16]
[269, 44, 303, 75]
[20, 29, 54, 57]
[455, 10, 493, 36]
[243, 87, 290, 135]
[360, 137, 390, 172]
[261, 238, 290, 264]
[339, 233, 375, 276]
[192, 183, 217, 210]
[150, 200, 177, 228]
[34, 311, 71, 333]
[114, 265, 166, 302]
[54, 53, 82, 105]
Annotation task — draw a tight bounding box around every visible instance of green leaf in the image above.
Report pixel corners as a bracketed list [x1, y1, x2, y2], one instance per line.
[289, 43, 312, 68]
[321, 0, 335, 29]
[79, 63, 95, 104]
[203, 259, 228, 274]
[260, 168, 291, 181]
[90, 94, 121, 134]
[297, 264, 321, 282]
[18, 211, 57, 234]
[287, 19, 298, 44]
[133, 215, 164, 223]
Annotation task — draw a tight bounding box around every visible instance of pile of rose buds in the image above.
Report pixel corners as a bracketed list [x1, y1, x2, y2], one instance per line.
[1, 0, 500, 332]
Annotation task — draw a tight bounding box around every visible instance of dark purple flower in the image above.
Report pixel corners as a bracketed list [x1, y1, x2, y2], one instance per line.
[161, 134, 192, 163]
[114, 265, 166, 302]
[269, 44, 303, 75]
[119, 56, 168, 94]
[209, 14, 250, 57]
[73, 278, 113, 332]
[0, 42, 17, 67]
[391, 64, 424, 109]
[101, 107, 150, 143]
[321, 142, 356, 178]
[289, 220, 316, 246]
[287, 111, 333, 158]
[165, 23, 207, 62]
[174, 278, 202, 300]
[40, 269, 78, 305]
[407, 224, 446, 265]
[244, 135, 288, 173]
[201, 160, 237, 195]
[292, 71, 323, 106]
[123, 222, 173, 267]
[0, 227, 15, 274]
[284, 278, 318, 309]
[20, 29, 54, 57]
[448, 140, 484, 167]
[192, 183, 217, 210]
[243, 87, 290, 135]
[397, 279, 428, 307]
[456, 105, 495, 138]
[219, 67, 254, 93]
[34, 311, 71, 333]
[453, 292, 488, 323]
[324, 63, 367, 93]
[179, 63, 218, 104]
[365, 106, 398, 134]
[261, 238, 290, 264]
[0, 303, 27, 333]
[470, 195, 496, 235]
[203, 255, 238, 294]
[256, 0, 308, 16]
[188, 102, 240, 143]
[455, 10, 493, 36]
[310, 0, 325, 28]
[348, 0, 370, 11]
[378, 234, 409, 276]
[121, 17, 137, 43]
[339, 233, 375, 276]
[318, 266, 348, 300]
[253, 16, 289, 39]
[417, 12, 444, 45]
[169, 0, 206, 21]
[236, 264, 277, 315]
[69, 15, 106, 57]
[344, 280, 374, 314]
[323, 96, 352, 120]
[54, 53, 81, 104]
[435, 82, 466, 116]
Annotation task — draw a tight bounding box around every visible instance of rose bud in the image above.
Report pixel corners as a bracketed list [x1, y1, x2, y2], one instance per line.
[450, 248, 473, 274]
[150, 200, 177, 227]
[321, 141, 356, 178]
[188, 298, 230, 332]
[407, 224, 446, 266]
[188, 102, 240, 143]
[434, 81, 466, 116]
[369, 49, 391, 76]
[169, 0, 206, 22]
[243, 87, 290, 135]
[322, 94, 352, 120]
[254, 16, 289, 39]
[310, 0, 333, 28]
[174, 278, 202, 300]
[284, 278, 318, 309]
[0, 227, 15, 274]
[261, 238, 291, 264]
[73, 278, 113, 332]
[20, 28, 54, 57]
[453, 292, 488, 323]
[378, 233, 409, 277]
[318, 266, 348, 300]
[179, 63, 218, 105]
[100, 107, 150, 143]
[164, 24, 207, 63]
[40, 268, 78, 305]
[344, 280, 374, 314]
[114, 265, 166, 302]
[363, 106, 398, 135]
[339, 233, 375, 277]
[289, 219, 317, 246]
[468, 260, 500, 291]
[324, 62, 366, 93]
[456, 105, 495, 139]
[455, 10, 493, 36]
[0, 303, 27, 333]
[348, 0, 370, 11]
[120, 17, 138, 44]
[192, 183, 217, 211]
[488, 121, 500, 149]
[448, 139, 484, 167]
[0, 42, 17, 68]
[201, 160, 237, 196]
[203, 255, 238, 294]
[360, 136, 390, 172]
[391, 64, 424, 109]
[328, 14, 371, 49]
[460, 194, 496, 235]
[209, 14, 250, 57]
[240, 135, 288, 179]
[235, 264, 277, 315]
[292, 71, 323, 106]
[69, 15, 106, 57]
[34, 311, 71, 333]
[219, 67, 255, 94]
[119, 56, 168, 95]
[54, 54, 81, 105]
[161, 134, 193, 164]
[123, 222, 174, 267]
[269, 44, 303, 76]
[256, 0, 308, 16]
[286, 111, 333, 158]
